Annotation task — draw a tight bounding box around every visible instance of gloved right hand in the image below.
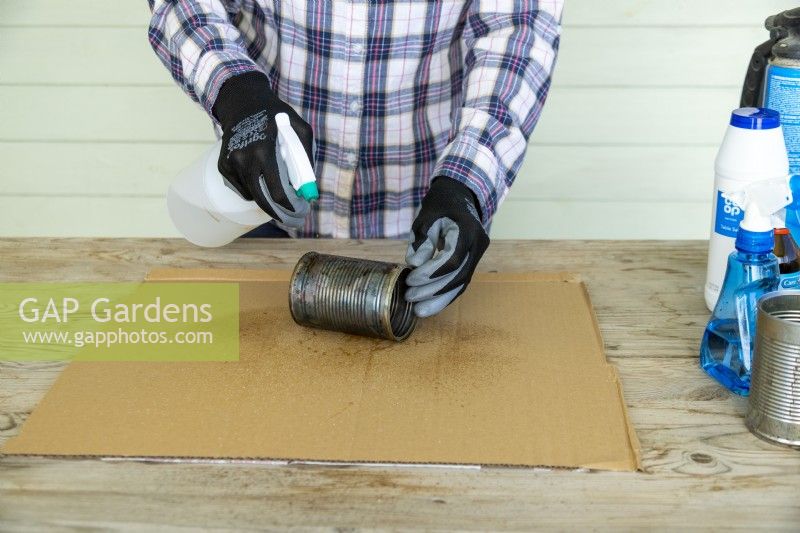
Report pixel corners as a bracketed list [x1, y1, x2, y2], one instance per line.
[212, 71, 314, 229]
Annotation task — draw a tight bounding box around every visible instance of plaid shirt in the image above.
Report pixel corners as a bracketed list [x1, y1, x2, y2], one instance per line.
[148, 0, 563, 238]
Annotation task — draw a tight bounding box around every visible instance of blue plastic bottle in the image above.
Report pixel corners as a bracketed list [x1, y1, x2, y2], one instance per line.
[700, 204, 781, 395]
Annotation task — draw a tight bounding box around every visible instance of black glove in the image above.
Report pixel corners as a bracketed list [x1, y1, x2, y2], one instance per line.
[405, 177, 490, 317]
[212, 71, 314, 229]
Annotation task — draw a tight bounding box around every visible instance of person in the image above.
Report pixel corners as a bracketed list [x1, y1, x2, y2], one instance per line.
[148, 1, 562, 317]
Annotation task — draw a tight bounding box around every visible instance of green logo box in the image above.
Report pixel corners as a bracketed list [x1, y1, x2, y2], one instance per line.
[0, 283, 239, 361]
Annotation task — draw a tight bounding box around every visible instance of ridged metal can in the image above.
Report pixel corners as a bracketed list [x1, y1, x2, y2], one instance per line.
[746, 290, 800, 448]
[289, 252, 418, 341]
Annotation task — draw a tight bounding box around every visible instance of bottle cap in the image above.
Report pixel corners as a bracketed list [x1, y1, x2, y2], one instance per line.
[730, 107, 780, 130]
[736, 228, 775, 253]
[736, 203, 775, 253]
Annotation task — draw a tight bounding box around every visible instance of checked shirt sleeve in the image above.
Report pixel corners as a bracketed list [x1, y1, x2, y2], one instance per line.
[433, 0, 563, 225]
[147, 0, 262, 117]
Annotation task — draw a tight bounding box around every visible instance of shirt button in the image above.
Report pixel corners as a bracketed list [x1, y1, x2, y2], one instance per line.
[351, 43, 363, 55]
[345, 152, 358, 167]
[349, 100, 361, 114]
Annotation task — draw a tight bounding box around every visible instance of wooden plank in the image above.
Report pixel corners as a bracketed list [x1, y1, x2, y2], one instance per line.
[0, 239, 797, 530]
[0, 197, 178, 238]
[0, 238, 704, 280]
[0, 398, 797, 528]
[491, 199, 708, 239]
[0, 0, 149, 27]
[0, 26, 763, 87]
[0, 455, 795, 530]
[556, 26, 762, 87]
[0, 86, 216, 143]
[533, 86, 737, 145]
[0, 143, 716, 202]
[0, 196, 710, 239]
[0, 142, 209, 195]
[514, 145, 716, 201]
[0, 85, 735, 145]
[0, 28, 168, 86]
[565, 0, 798, 26]
[1, 0, 795, 27]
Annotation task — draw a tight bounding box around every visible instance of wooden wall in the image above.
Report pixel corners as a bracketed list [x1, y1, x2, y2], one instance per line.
[1, 0, 797, 238]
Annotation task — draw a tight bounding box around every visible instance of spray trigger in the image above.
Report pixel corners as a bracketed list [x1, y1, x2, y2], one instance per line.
[722, 176, 793, 232]
[275, 113, 319, 202]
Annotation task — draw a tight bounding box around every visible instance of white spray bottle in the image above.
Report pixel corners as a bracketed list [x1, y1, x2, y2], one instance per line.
[167, 113, 318, 247]
[704, 107, 790, 311]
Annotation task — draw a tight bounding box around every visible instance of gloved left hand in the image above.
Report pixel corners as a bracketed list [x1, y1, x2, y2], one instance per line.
[405, 177, 490, 318]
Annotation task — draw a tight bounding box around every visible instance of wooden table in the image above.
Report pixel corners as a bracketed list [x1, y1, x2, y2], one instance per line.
[1, 239, 798, 530]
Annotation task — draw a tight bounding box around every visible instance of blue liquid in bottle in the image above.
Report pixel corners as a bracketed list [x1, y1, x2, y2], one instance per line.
[700, 233, 779, 395]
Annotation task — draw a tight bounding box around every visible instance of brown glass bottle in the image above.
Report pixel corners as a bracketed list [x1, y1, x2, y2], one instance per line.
[774, 228, 800, 275]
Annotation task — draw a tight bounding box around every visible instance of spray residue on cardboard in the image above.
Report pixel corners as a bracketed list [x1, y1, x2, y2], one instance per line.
[2, 269, 641, 471]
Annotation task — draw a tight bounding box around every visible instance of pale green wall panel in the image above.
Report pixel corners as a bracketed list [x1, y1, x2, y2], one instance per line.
[1, 0, 794, 238]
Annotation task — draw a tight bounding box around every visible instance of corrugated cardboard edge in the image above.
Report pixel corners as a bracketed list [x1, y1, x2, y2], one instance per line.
[0, 453, 629, 472]
[577, 280, 643, 471]
[3, 268, 641, 472]
[608, 365, 644, 471]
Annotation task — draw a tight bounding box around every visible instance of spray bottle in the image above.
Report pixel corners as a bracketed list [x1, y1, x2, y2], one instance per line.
[167, 112, 318, 247]
[700, 177, 793, 395]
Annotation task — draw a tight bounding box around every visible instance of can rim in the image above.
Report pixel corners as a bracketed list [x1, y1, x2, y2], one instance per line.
[758, 289, 800, 329]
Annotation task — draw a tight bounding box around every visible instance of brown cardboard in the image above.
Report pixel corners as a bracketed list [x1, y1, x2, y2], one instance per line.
[2, 268, 641, 471]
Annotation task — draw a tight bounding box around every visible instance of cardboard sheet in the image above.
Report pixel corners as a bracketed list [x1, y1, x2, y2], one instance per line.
[2, 268, 641, 471]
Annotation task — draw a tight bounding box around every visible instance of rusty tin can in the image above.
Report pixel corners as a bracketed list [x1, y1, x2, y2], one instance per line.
[289, 252, 417, 341]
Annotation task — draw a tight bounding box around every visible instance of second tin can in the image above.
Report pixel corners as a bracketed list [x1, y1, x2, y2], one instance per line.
[746, 290, 800, 448]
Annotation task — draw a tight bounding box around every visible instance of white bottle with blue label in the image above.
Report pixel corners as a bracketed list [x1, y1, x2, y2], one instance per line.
[705, 108, 790, 311]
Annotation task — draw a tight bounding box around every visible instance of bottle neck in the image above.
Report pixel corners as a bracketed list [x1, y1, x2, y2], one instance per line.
[735, 228, 775, 254]
[735, 249, 775, 261]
